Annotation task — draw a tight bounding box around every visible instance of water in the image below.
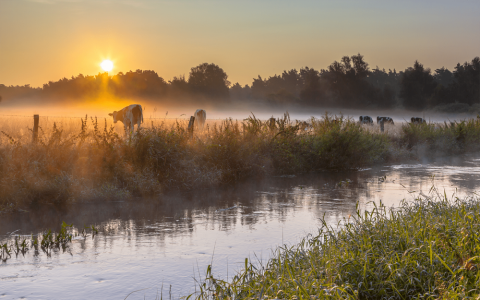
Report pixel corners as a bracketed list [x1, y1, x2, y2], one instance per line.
[2, 154, 480, 299]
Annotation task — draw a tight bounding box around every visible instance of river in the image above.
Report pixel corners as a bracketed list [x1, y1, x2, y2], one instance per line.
[1, 154, 480, 299]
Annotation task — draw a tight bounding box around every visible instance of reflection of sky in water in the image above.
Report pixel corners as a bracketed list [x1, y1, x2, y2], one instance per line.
[2, 154, 480, 299]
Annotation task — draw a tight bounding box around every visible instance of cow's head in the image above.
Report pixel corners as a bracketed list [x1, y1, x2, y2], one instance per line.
[108, 111, 118, 123]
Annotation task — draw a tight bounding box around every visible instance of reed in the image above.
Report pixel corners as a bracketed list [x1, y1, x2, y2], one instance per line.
[193, 190, 480, 299]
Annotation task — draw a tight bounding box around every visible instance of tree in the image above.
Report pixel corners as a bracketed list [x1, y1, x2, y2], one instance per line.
[434, 67, 454, 87]
[452, 57, 480, 105]
[188, 63, 230, 100]
[299, 67, 322, 105]
[399, 61, 437, 110]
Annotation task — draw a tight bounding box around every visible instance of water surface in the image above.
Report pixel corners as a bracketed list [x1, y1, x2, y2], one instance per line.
[1, 155, 480, 299]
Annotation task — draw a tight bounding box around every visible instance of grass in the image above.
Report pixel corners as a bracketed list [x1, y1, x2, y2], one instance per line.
[1, 113, 480, 212]
[0, 222, 98, 262]
[193, 189, 480, 299]
[401, 119, 480, 155]
[0, 113, 394, 211]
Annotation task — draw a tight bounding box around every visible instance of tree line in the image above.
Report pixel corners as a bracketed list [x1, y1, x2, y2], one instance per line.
[1, 55, 478, 111]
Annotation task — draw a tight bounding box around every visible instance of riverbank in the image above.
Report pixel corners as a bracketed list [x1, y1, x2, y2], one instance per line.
[1, 113, 480, 212]
[194, 191, 480, 299]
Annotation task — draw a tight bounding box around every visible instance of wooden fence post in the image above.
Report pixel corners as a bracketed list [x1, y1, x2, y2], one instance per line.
[187, 116, 195, 138]
[33, 114, 39, 143]
[380, 120, 384, 132]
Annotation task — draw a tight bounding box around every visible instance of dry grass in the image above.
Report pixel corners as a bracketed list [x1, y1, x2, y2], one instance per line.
[2, 113, 480, 212]
[0, 113, 395, 211]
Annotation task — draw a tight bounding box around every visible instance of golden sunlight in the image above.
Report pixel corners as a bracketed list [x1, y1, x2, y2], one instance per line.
[100, 60, 114, 72]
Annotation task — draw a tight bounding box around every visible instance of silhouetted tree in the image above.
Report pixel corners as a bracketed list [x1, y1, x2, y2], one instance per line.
[230, 82, 251, 100]
[434, 67, 454, 87]
[188, 63, 230, 100]
[399, 61, 437, 110]
[451, 57, 480, 105]
[299, 67, 323, 105]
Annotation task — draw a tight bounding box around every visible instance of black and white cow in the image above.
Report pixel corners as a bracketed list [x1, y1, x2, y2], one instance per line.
[377, 116, 394, 125]
[194, 109, 206, 131]
[108, 104, 143, 133]
[359, 116, 373, 124]
[411, 117, 426, 124]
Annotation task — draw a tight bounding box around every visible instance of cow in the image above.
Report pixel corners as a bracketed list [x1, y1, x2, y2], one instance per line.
[108, 104, 143, 134]
[377, 116, 394, 125]
[194, 109, 206, 131]
[359, 116, 373, 124]
[411, 117, 426, 124]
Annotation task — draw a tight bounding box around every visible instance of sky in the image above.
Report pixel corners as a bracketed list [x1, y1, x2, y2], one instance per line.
[1, 0, 479, 88]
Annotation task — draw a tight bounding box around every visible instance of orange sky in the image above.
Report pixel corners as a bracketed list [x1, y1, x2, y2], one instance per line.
[1, 0, 479, 88]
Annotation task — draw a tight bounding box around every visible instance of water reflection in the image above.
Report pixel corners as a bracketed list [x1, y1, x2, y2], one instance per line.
[1, 154, 480, 299]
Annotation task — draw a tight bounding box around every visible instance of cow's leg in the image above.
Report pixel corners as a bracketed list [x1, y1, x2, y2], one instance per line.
[137, 118, 141, 131]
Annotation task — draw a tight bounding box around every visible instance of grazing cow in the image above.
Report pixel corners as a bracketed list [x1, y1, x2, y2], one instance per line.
[194, 109, 206, 131]
[411, 117, 426, 124]
[108, 104, 143, 134]
[359, 116, 373, 124]
[377, 116, 394, 125]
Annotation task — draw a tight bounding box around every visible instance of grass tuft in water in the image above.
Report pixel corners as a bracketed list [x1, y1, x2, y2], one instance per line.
[0, 222, 98, 261]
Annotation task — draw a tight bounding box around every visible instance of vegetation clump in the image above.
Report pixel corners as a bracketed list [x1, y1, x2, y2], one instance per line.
[0, 222, 98, 262]
[194, 191, 480, 299]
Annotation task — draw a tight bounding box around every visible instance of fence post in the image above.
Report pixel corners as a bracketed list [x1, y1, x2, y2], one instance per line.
[380, 120, 384, 132]
[188, 116, 195, 138]
[33, 114, 39, 143]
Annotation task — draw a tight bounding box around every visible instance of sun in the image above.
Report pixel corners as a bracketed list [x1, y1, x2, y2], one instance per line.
[100, 60, 114, 72]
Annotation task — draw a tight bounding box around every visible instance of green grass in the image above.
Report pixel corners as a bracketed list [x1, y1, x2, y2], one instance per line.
[0, 222, 98, 261]
[193, 190, 480, 299]
[401, 118, 480, 154]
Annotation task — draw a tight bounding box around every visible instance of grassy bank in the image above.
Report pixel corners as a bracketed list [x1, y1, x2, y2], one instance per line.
[1, 113, 480, 211]
[194, 192, 480, 299]
[0, 113, 392, 211]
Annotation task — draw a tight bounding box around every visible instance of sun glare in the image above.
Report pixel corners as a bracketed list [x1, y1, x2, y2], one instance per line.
[100, 60, 114, 72]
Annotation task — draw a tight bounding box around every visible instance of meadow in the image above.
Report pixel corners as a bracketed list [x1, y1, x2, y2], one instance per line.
[1, 112, 480, 212]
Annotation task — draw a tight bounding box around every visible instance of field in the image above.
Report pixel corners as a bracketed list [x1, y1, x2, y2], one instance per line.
[2, 112, 480, 212]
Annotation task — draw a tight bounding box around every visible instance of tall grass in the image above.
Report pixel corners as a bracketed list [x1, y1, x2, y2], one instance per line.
[193, 191, 480, 299]
[401, 118, 480, 154]
[2, 113, 480, 211]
